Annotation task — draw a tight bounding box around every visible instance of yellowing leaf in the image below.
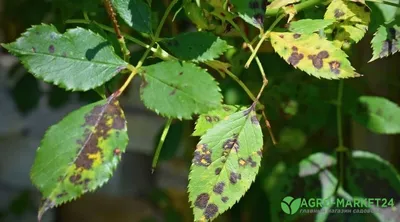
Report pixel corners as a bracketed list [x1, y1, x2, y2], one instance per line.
[270, 32, 361, 79]
[188, 106, 263, 221]
[324, 0, 370, 48]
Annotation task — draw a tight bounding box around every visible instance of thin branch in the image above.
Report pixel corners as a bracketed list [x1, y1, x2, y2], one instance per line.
[151, 118, 173, 173]
[103, 0, 130, 61]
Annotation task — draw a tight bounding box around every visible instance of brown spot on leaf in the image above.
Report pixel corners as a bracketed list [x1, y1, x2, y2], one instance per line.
[114, 148, 121, 156]
[215, 168, 222, 175]
[205, 115, 213, 122]
[329, 61, 341, 74]
[56, 191, 68, 199]
[169, 88, 177, 96]
[251, 115, 259, 124]
[69, 174, 81, 184]
[179, 72, 183, 76]
[223, 106, 231, 111]
[308, 51, 329, 69]
[293, 33, 301, 39]
[292, 46, 298, 51]
[221, 196, 229, 203]
[223, 138, 239, 155]
[229, 172, 240, 184]
[204, 204, 219, 220]
[247, 156, 257, 167]
[334, 9, 345, 18]
[279, 35, 284, 38]
[193, 144, 212, 166]
[194, 193, 209, 209]
[49, 45, 55, 53]
[213, 182, 225, 194]
[288, 52, 304, 66]
[212, 116, 220, 122]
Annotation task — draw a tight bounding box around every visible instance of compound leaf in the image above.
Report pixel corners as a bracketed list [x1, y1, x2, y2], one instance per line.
[111, 0, 152, 34]
[30, 94, 129, 220]
[324, 0, 370, 48]
[350, 96, 400, 134]
[193, 105, 246, 136]
[140, 61, 222, 119]
[230, 0, 267, 30]
[289, 19, 335, 34]
[161, 32, 231, 62]
[370, 25, 400, 62]
[270, 32, 361, 79]
[188, 106, 263, 221]
[1, 24, 127, 91]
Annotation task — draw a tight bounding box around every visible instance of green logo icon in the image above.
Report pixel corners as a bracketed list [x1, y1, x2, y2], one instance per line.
[281, 196, 302, 215]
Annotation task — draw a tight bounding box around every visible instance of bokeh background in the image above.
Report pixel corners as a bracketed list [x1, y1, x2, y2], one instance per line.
[0, 0, 400, 222]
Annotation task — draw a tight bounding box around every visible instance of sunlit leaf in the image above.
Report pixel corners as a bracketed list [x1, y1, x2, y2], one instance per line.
[350, 96, 400, 134]
[140, 61, 222, 119]
[30, 94, 129, 220]
[1, 24, 127, 91]
[161, 32, 231, 62]
[267, 0, 299, 10]
[188, 106, 263, 221]
[193, 105, 246, 136]
[230, 0, 267, 29]
[270, 32, 361, 79]
[111, 0, 152, 34]
[289, 19, 335, 34]
[369, 25, 400, 62]
[324, 0, 370, 48]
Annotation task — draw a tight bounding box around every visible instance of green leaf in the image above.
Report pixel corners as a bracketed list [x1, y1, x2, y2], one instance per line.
[140, 61, 222, 119]
[270, 32, 361, 79]
[289, 19, 335, 34]
[30, 94, 129, 220]
[367, 0, 400, 32]
[350, 96, 400, 134]
[324, 0, 371, 48]
[161, 32, 231, 62]
[268, 0, 300, 10]
[1, 24, 127, 91]
[193, 105, 246, 136]
[230, 0, 266, 29]
[369, 25, 400, 62]
[188, 106, 263, 221]
[111, 0, 152, 34]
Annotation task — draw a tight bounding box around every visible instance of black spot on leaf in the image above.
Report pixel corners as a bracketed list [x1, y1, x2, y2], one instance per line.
[308, 51, 329, 69]
[213, 182, 225, 194]
[247, 156, 257, 167]
[205, 115, 212, 122]
[169, 88, 177, 96]
[329, 61, 341, 74]
[193, 144, 212, 166]
[69, 174, 81, 184]
[288, 52, 304, 66]
[215, 168, 222, 175]
[223, 138, 240, 154]
[204, 204, 219, 219]
[221, 196, 229, 203]
[229, 172, 240, 184]
[251, 115, 259, 124]
[48, 45, 55, 53]
[293, 33, 301, 39]
[194, 193, 209, 209]
[334, 9, 345, 18]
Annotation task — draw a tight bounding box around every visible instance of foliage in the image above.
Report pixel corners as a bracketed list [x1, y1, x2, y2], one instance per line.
[1, 0, 400, 221]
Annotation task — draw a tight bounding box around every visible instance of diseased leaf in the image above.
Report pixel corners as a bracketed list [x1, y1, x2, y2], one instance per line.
[111, 0, 152, 34]
[188, 106, 263, 221]
[30, 94, 129, 220]
[267, 0, 299, 10]
[1, 24, 127, 91]
[230, 0, 267, 29]
[324, 0, 370, 48]
[140, 61, 222, 119]
[370, 25, 400, 62]
[289, 19, 335, 34]
[161, 32, 231, 62]
[350, 96, 400, 134]
[193, 105, 246, 136]
[270, 32, 361, 79]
